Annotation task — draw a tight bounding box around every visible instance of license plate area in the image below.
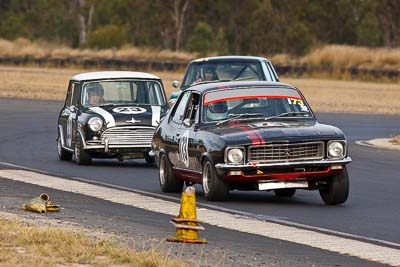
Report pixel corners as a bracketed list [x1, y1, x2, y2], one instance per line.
[258, 179, 309, 191]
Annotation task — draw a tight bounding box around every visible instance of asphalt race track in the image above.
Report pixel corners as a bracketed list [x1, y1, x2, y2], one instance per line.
[1, 98, 399, 266]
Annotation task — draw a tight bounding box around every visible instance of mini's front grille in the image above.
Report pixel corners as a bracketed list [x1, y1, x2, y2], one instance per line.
[101, 126, 155, 147]
[248, 142, 324, 162]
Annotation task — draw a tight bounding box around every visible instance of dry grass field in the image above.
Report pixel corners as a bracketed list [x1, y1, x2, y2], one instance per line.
[0, 218, 184, 266]
[2, 39, 400, 71]
[391, 136, 400, 145]
[300, 45, 400, 70]
[283, 77, 400, 114]
[0, 38, 195, 61]
[0, 65, 399, 115]
[270, 45, 400, 73]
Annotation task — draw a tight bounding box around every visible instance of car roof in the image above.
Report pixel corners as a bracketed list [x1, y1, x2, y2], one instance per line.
[190, 55, 270, 63]
[71, 71, 160, 81]
[187, 81, 297, 94]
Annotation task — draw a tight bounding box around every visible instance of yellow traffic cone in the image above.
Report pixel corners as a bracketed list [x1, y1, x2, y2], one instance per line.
[22, 193, 61, 213]
[22, 193, 49, 213]
[167, 186, 207, 244]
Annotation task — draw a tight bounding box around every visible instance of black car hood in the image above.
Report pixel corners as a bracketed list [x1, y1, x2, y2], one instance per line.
[86, 104, 163, 128]
[202, 120, 345, 146]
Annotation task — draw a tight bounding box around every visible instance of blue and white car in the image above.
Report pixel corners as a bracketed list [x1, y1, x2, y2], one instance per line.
[169, 56, 279, 104]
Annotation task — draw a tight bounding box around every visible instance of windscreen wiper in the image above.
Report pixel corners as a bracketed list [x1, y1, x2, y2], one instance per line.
[216, 113, 264, 126]
[264, 111, 310, 121]
[194, 79, 231, 86]
[98, 103, 115, 108]
[233, 76, 255, 81]
[99, 102, 135, 107]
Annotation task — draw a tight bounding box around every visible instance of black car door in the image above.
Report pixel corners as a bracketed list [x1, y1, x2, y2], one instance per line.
[59, 81, 79, 149]
[166, 91, 191, 168]
[179, 92, 201, 173]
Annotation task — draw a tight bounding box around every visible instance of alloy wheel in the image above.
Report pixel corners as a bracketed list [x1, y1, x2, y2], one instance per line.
[202, 162, 211, 194]
[159, 156, 166, 185]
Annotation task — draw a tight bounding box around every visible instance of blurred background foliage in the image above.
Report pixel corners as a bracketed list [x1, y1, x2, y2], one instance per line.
[0, 0, 399, 56]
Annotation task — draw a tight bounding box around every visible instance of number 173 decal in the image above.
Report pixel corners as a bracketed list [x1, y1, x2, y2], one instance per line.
[287, 98, 304, 106]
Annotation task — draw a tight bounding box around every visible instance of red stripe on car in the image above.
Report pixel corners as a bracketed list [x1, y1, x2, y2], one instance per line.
[228, 121, 265, 145]
[204, 95, 302, 105]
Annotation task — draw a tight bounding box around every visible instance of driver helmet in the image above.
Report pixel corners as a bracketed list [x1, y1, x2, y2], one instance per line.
[85, 82, 104, 106]
[86, 82, 104, 96]
[206, 101, 228, 121]
[203, 66, 218, 81]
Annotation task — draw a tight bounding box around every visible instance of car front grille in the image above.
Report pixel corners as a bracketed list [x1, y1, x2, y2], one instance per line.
[101, 126, 155, 147]
[248, 142, 324, 163]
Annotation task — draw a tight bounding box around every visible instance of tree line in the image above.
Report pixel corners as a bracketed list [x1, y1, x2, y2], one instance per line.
[0, 0, 399, 56]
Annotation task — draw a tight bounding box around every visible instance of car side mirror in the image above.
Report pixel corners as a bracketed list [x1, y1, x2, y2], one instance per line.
[172, 80, 180, 88]
[69, 106, 77, 113]
[183, 118, 192, 128]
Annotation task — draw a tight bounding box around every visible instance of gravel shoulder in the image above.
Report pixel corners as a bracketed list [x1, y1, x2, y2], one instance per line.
[0, 175, 382, 267]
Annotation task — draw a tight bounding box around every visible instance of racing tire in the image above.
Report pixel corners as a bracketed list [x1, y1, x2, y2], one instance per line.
[74, 132, 92, 165]
[159, 153, 183, 193]
[202, 160, 229, 201]
[57, 138, 72, 161]
[319, 167, 349, 205]
[274, 188, 296, 197]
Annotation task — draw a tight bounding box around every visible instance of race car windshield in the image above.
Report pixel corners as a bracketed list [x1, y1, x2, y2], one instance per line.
[202, 87, 313, 123]
[81, 80, 165, 107]
[182, 61, 265, 88]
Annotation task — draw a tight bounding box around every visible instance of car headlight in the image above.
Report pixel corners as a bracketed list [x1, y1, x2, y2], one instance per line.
[88, 117, 103, 132]
[328, 141, 345, 158]
[226, 148, 244, 164]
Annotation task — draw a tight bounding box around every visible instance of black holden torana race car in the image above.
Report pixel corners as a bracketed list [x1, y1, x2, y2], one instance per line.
[152, 81, 352, 205]
[57, 71, 169, 165]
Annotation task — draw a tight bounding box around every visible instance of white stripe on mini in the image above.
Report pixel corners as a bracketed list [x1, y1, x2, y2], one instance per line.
[151, 106, 161, 126]
[89, 107, 116, 128]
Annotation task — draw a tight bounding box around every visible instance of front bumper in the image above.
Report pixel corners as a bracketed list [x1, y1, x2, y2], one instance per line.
[215, 157, 352, 169]
[83, 140, 151, 160]
[79, 128, 152, 153]
[215, 157, 352, 183]
[83, 141, 151, 152]
[79, 126, 154, 153]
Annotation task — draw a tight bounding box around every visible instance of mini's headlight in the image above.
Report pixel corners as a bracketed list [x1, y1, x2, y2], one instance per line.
[88, 117, 103, 132]
[328, 141, 344, 158]
[227, 148, 244, 164]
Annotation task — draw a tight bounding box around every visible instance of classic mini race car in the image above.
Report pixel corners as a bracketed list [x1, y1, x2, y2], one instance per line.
[152, 81, 352, 205]
[57, 71, 169, 165]
[169, 56, 279, 105]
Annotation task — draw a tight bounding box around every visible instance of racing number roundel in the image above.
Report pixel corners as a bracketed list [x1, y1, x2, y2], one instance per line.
[179, 130, 190, 168]
[112, 107, 147, 114]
